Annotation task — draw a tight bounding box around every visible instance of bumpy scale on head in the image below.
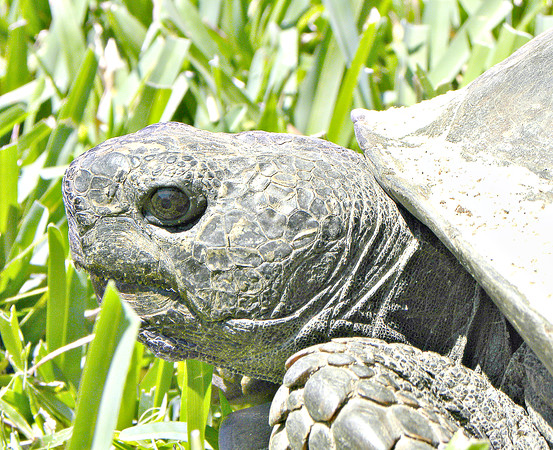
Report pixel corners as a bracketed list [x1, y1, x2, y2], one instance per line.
[63, 123, 404, 380]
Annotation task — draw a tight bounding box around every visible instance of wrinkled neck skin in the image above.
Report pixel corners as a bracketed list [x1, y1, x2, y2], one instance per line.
[289, 194, 513, 386]
[62, 123, 512, 384]
[185, 180, 513, 384]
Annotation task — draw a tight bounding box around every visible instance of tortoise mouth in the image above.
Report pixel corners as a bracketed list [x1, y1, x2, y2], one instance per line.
[137, 328, 201, 361]
[86, 272, 210, 360]
[87, 271, 184, 318]
[83, 269, 300, 381]
[86, 272, 274, 374]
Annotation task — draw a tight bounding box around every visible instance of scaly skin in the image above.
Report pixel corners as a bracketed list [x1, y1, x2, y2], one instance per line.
[62, 122, 509, 381]
[62, 123, 549, 447]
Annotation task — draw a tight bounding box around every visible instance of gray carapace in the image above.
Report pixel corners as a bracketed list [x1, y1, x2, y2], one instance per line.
[353, 27, 553, 377]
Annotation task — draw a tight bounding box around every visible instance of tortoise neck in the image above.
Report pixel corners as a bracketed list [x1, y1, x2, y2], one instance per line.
[308, 199, 512, 383]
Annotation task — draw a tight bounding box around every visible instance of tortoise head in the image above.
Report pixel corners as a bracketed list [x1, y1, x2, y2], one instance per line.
[62, 123, 403, 380]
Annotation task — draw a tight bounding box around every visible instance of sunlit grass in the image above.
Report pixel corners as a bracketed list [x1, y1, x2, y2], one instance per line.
[1, 0, 552, 448]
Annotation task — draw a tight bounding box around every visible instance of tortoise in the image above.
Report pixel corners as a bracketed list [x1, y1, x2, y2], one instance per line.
[62, 28, 553, 449]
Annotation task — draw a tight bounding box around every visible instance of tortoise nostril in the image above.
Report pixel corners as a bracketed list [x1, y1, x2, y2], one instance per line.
[73, 197, 87, 211]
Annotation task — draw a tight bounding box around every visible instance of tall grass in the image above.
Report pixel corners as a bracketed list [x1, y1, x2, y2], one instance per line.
[0, 0, 552, 448]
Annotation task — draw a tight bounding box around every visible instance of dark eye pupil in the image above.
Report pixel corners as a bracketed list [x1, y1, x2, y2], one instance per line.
[151, 188, 190, 220]
[144, 186, 207, 228]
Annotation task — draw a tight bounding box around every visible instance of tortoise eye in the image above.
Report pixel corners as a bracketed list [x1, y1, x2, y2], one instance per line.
[150, 188, 189, 221]
[144, 187, 206, 228]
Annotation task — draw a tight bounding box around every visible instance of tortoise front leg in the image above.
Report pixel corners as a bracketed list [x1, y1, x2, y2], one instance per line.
[268, 338, 547, 449]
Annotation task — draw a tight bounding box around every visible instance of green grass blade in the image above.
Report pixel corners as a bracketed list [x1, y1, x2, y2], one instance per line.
[17, 119, 54, 163]
[186, 46, 259, 123]
[63, 270, 91, 391]
[415, 64, 437, 97]
[266, 27, 298, 98]
[68, 282, 140, 450]
[404, 23, 430, 70]
[487, 23, 531, 66]
[0, 200, 47, 300]
[122, 0, 153, 27]
[28, 378, 75, 424]
[459, 0, 480, 15]
[58, 47, 98, 124]
[459, 40, 492, 87]
[106, 4, 147, 61]
[49, 0, 86, 76]
[25, 427, 73, 449]
[119, 421, 188, 441]
[46, 224, 67, 354]
[0, 104, 28, 138]
[165, 0, 230, 72]
[4, 20, 30, 93]
[119, 420, 219, 447]
[428, 0, 512, 87]
[516, 1, 548, 32]
[423, 0, 455, 70]
[394, 23, 430, 105]
[295, 32, 344, 135]
[117, 343, 142, 430]
[199, 0, 223, 25]
[19, 0, 51, 36]
[41, 123, 76, 168]
[0, 244, 37, 298]
[29, 124, 75, 205]
[245, 48, 267, 102]
[319, 0, 375, 116]
[180, 359, 214, 450]
[218, 389, 232, 418]
[159, 74, 191, 122]
[126, 37, 191, 132]
[0, 397, 33, 439]
[9, 200, 48, 261]
[535, 14, 553, 35]
[0, 144, 18, 236]
[265, 0, 293, 28]
[138, 357, 174, 412]
[322, 0, 359, 63]
[258, 91, 284, 132]
[219, 0, 250, 55]
[327, 12, 378, 144]
[0, 306, 25, 370]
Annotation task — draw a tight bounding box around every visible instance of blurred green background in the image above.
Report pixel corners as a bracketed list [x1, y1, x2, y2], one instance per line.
[1, 0, 552, 448]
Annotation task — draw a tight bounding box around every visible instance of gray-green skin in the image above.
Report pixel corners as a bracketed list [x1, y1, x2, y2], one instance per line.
[62, 30, 553, 449]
